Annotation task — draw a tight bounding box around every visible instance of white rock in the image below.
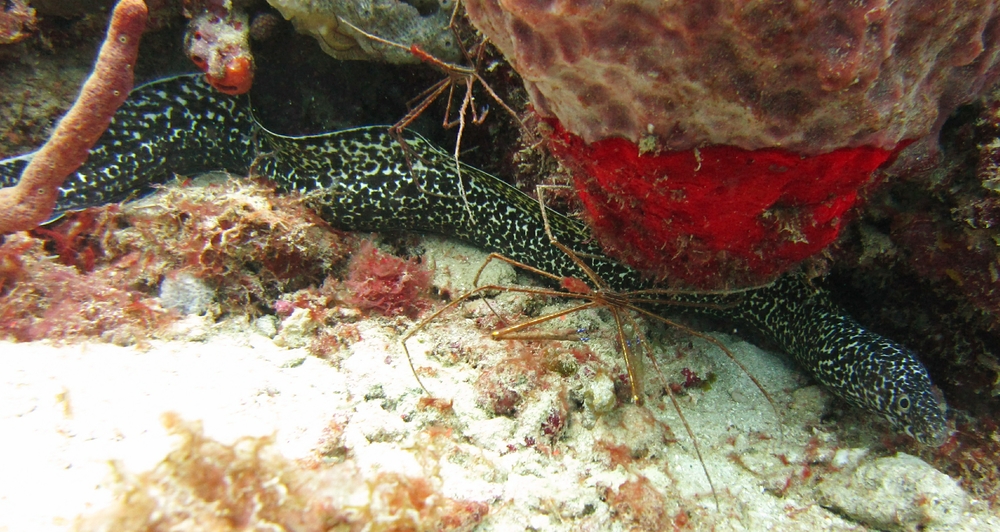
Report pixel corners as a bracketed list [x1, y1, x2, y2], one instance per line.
[817, 452, 969, 531]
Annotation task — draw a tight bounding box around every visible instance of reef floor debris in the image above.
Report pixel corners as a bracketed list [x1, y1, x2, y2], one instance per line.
[1, 228, 998, 530]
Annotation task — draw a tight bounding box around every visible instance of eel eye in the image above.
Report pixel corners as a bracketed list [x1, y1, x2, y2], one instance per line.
[897, 394, 911, 413]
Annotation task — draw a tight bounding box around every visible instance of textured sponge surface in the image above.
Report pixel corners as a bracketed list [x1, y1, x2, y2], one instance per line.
[547, 121, 896, 288]
[467, 0, 1000, 153]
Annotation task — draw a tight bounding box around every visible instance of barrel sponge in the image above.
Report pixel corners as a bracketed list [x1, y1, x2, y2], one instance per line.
[466, 0, 1000, 154]
[266, 0, 462, 64]
[466, 0, 1000, 288]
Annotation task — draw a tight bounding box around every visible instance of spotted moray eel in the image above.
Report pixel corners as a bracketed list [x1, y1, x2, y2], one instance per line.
[0, 75, 949, 445]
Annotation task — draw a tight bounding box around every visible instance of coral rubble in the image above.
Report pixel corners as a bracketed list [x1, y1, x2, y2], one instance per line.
[817, 452, 969, 530]
[75, 413, 487, 531]
[0, 228, 170, 345]
[0, 176, 353, 344]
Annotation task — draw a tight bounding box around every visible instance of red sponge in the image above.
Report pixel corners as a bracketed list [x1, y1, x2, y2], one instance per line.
[546, 120, 898, 289]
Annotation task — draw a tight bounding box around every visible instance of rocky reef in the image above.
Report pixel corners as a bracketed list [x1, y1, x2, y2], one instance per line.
[2, 1, 1000, 527]
[830, 82, 1000, 429]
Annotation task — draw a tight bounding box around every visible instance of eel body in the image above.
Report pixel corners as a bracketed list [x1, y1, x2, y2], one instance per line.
[0, 75, 949, 445]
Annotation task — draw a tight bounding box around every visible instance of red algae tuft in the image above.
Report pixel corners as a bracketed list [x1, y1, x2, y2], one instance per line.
[607, 477, 673, 530]
[31, 205, 123, 272]
[343, 240, 432, 318]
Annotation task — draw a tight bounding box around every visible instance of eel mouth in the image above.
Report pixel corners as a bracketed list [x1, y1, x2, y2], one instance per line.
[895, 392, 950, 447]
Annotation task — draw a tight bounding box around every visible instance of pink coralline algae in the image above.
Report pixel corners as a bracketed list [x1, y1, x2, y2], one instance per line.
[466, 0, 1000, 288]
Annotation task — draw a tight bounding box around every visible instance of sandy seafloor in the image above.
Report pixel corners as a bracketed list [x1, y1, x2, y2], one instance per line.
[1, 236, 997, 531]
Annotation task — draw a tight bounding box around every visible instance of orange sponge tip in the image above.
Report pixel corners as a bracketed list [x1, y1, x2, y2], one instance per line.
[207, 56, 253, 95]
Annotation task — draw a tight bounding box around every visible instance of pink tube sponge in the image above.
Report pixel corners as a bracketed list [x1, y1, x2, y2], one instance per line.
[0, 0, 147, 235]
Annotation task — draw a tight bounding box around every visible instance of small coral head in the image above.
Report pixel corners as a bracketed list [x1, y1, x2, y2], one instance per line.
[184, 9, 253, 95]
[545, 120, 900, 289]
